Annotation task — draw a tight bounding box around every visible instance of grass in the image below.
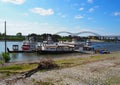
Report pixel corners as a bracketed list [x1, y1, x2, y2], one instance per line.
[0, 64, 38, 73]
[55, 54, 115, 68]
[0, 53, 116, 73]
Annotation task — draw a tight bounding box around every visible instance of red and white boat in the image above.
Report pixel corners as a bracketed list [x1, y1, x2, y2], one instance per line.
[21, 41, 31, 51]
[21, 39, 37, 51]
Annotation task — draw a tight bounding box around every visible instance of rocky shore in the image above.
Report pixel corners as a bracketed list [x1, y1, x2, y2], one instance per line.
[0, 52, 120, 85]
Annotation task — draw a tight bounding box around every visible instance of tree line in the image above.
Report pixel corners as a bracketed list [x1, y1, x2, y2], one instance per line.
[0, 32, 25, 41]
[0, 32, 99, 41]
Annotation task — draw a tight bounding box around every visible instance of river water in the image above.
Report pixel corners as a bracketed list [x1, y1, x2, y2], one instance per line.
[0, 41, 120, 62]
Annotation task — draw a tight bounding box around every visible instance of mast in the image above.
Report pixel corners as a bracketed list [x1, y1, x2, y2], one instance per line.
[4, 21, 7, 53]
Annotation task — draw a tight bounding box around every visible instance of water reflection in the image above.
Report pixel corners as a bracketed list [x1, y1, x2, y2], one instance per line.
[10, 53, 18, 62]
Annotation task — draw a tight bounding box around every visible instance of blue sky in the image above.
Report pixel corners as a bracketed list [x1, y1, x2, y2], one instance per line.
[0, 0, 120, 35]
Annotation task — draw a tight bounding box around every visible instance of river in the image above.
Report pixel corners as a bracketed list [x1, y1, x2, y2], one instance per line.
[0, 41, 83, 62]
[0, 41, 120, 62]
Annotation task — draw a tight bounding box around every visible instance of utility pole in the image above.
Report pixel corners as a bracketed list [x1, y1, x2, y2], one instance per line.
[4, 21, 7, 53]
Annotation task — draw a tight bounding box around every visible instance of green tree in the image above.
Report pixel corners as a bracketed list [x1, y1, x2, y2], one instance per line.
[0, 32, 1, 36]
[16, 32, 22, 37]
[2, 52, 10, 63]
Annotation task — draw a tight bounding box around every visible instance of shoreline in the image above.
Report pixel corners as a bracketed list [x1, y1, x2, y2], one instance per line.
[0, 51, 120, 84]
[4, 51, 120, 66]
[0, 51, 120, 85]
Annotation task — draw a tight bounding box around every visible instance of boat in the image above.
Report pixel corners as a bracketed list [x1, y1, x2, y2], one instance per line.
[36, 36, 85, 54]
[37, 43, 76, 54]
[21, 36, 37, 51]
[7, 36, 84, 54]
[7, 36, 37, 53]
[7, 48, 36, 53]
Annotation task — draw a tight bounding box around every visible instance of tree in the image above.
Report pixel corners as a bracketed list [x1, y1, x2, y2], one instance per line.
[2, 52, 10, 63]
[16, 32, 22, 37]
[0, 32, 1, 36]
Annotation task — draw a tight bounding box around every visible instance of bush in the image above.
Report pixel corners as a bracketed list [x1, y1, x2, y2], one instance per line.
[0, 60, 4, 66]
[2, 52, 10, 63]
[38, 58, 58, 69]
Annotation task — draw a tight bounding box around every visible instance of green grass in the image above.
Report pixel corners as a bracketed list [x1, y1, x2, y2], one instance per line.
[55, 55, 112, 68]
[0, 64, 38, 73]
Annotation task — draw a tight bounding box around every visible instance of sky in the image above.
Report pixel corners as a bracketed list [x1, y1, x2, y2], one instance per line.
[0, 0, 120, 36]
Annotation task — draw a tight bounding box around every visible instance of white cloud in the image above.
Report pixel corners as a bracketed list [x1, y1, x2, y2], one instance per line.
[30, 8, 54, 16]
[88, 0, 93, 3]
[75, 15, 84, 19]
[79, 7, 84, 11]
[88, 6, 99, 13]
[89, 8, 94, 13]
[2, 0, 25, 5]
[0, 20, 67, 35]
[113, 12, 120, 16]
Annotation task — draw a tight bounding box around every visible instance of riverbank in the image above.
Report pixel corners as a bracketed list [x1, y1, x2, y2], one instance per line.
[0, 52, 120, 85]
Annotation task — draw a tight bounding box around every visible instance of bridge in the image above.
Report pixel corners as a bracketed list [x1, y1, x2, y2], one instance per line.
[55, 31, 73, 35]
[55, 31, 100, 36]
[55, 31, 120, 40]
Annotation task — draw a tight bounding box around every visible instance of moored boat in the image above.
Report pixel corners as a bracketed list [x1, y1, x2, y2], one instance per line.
[21, 36, 37, 51]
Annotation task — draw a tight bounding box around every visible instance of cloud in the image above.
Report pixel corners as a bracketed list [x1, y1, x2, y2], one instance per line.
[75, 15, 84, 19]
[88, 6, 99, 13]
[30, 8, 54, 16]
[87, 0, 93, 3]
[79, 7, 84, 11]
[89, 8, 94, 13]
[0, 20, 68, 35]
[2, 0, 25, 5]
[113, 12, 120, 16]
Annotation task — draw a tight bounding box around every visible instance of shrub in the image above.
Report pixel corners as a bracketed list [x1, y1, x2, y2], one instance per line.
[2, 52, 10, 63]
[0, 60, 4, 66]
[38, 58, 58, 70]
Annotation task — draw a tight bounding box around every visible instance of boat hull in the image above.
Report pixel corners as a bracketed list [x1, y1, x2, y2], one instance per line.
[7, 48, 36, 53]
[7, 48, 76, 54]
[37, 50, 76, 54]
